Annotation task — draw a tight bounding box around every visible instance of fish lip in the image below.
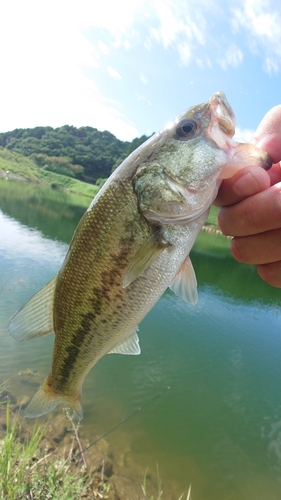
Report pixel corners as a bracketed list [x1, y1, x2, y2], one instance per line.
[208, 91, 236, 138]
[165, 173, 199, 196]
[143, 207, 207, 225]
[228, 142, 273, 172]
[262, 153, 273, 171]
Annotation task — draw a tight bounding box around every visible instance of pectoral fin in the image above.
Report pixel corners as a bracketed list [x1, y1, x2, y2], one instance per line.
[108, 327, 141, 355]
[123, 234, 169, 288]
[8, 276, 57, 342]
[170, 256, 198, 305]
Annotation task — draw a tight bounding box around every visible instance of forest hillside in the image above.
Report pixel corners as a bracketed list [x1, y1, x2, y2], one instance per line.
[0, 125, 150, 184]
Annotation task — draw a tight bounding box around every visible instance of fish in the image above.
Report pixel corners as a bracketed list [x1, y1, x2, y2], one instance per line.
[8, 92, 272, 420]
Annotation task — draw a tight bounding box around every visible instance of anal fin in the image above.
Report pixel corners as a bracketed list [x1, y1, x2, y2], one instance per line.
[170, 256, 198, 305]
[108, 327, 141, 355]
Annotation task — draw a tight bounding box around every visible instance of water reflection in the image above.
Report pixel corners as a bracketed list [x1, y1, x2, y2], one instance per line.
[1, 178, 281, 500]
[0, 178, 88, 243]
[0, 211, 67, 264]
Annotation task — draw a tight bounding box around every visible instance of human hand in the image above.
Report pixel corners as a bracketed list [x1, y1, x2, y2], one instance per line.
[214, 105, 281, 288]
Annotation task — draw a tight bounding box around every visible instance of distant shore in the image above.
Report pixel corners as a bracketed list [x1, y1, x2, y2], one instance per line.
[0, 169, 28, 182]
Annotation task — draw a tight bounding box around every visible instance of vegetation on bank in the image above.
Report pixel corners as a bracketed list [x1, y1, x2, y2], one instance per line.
[0, 414, 111, 499]
[0, 383, 192, 500]
[0, 380, 110, 500]
[0, 148, 99, 198]
[0, 125, 149, 183]
[0, 124, 149, 197]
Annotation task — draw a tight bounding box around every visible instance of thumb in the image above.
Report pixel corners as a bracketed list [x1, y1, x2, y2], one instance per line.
[252, 105, 281, 164]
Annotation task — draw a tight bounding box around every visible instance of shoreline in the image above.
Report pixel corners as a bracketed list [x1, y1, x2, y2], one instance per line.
[0, 169, 29, 182]
[0, 378, 179, 500]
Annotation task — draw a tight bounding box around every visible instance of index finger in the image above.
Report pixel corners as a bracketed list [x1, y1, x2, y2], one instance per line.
[218, 182, 281, 237]
[214, 166, 270, 207]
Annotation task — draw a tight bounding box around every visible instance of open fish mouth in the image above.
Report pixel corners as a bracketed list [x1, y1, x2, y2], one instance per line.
[209, 91, 236, 138]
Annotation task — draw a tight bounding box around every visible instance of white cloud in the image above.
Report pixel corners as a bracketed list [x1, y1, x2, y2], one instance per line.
[234, 127, 255, 143]
[151, 1, 181, 48]
[264, 57, 279, 73]
[98, 41, 110, 55]
[232, 0, 276, 37]
[2, 0, 213, 141]
[231, 0, 281, 73]
[219, 44, 244, 69]
[178, 42, 192, 66]
[64, 0, 145, 37]
[1, 0, 281, 144]
[107, 67, 122, 79]
[150, 0, 208, 66]
[135, 92, 152, 105]
[140, 74, 148, 85]
[0, 0, 139, 140]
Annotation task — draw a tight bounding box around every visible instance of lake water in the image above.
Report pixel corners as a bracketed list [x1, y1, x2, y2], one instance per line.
[1, 178, 281, 499]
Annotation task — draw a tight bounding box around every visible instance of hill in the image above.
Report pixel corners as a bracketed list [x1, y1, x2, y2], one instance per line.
[0, 125, 149, 183]
[0, 148, 99, 198]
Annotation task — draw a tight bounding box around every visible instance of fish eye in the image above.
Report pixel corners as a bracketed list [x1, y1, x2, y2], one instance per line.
[176, 119, 198, 138]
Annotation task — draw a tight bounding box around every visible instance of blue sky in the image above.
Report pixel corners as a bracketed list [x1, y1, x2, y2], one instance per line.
[1, 0, 281, 142]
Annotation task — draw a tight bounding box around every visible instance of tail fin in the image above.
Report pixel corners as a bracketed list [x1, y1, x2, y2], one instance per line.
[24, 378, 83, 421]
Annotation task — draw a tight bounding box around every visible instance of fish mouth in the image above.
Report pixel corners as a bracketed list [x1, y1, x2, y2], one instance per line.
[208, 91, 236, 138]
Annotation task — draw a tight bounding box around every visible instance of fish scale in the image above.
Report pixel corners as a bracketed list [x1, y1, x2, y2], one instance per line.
[8, 91, 272, 420]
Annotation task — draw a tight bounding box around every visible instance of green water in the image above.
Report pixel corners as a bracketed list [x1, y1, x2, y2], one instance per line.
[1, 178, 281, 499]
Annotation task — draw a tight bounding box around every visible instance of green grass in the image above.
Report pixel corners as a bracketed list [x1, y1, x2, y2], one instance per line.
[206, 205, 220, 228]
[0, 404, 46, 499]
[0, 401, 110, 500]
[0, 148, 99, 198]
[192, 205, 231, 256]
[141, 465, 192, 500]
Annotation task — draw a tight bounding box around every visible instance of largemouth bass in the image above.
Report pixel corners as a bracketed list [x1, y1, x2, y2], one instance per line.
[8, 92, 271, 420]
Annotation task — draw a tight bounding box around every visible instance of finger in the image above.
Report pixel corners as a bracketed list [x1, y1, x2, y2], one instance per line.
[252, 105, 281, 164]
[230, 229, 281, 265]
[214, 166, 270, 207]
[257, 261, 281, 288]
[268, 162, 281, 186]
[218, 182, 281, 236]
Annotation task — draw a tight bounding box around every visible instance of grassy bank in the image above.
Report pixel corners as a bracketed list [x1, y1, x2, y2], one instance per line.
[0, 383, 192, 500]
[0, 406, 188, 500]
[0, 403, 110, 499]
[0, 148, 99, 198]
